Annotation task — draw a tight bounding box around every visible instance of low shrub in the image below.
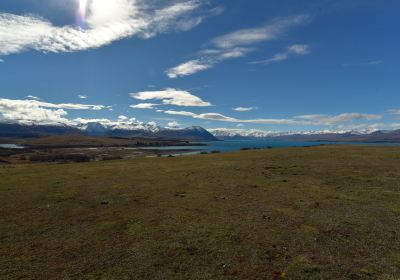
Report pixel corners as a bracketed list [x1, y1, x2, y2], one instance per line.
[30, 153, 91, 163]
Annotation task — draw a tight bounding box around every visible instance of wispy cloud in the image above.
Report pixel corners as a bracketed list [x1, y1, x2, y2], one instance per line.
[233, 107, 258, 112]
[166, 47, 253, 78]
[387, 109, 400, 115]
[163, 109, 383, 126]
[26, 95, 41, 100]
[163, 110, 296, 124]
[166, 15, 309, 78]
[166, 59, 214, 78]
[0, 1, 217, 57]
[130, 103, 159, 109]
[251, 53, 289, 65]
[295, 113, 382, 125]
[342, 60, 384, 67]
[78, 95, 87, 99]
[211, 16, 308, 48]
[130, 88, 211, 107]
[288, 44, 310, 55]
[251, 44, 310, 65]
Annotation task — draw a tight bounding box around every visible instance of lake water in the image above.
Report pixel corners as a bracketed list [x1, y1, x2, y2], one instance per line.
[141, 140, 378, 155]
[0, 144, 25, 149]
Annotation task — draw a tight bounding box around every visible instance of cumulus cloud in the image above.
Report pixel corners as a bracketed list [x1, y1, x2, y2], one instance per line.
[130, 88, 211, 107]
[0, 98, 109, 125]
[72, 115, 159, 131]
[0, 97, 162, 131]
[166, 15, 309, 78]
[130, 103, 158, 109]
[0, 0, 217, 57]
[167, 121, 180, 128]
[233, 107, 257, 112]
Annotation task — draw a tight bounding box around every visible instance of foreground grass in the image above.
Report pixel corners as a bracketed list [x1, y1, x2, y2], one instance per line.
[1, 145, 400, 279]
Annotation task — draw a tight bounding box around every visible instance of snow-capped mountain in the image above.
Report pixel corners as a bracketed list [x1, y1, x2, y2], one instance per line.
[0, 121, 217, 141]
[208, 128, 400, 142]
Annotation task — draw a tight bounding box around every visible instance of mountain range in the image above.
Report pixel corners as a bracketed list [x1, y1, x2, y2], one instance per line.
[209, 128, 400, 143]
[0, 122, 218, 141]
[1, 122, 400, 143]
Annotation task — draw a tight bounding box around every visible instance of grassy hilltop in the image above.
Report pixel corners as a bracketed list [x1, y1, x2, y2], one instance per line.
[1, 145, 400, 279]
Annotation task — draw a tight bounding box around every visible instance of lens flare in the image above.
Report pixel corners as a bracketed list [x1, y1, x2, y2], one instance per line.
[77, 0, 88, 28]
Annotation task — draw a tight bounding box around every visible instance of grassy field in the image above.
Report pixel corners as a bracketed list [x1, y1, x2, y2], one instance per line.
[1, 145, 400, 279]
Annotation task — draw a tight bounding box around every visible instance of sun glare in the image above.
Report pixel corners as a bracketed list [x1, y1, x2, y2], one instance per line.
[77, 0, 88, 27]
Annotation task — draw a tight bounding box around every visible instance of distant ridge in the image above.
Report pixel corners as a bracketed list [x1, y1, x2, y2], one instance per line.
[0, 122, 218, 141]
[210, 128, 400, 143]
[0, 122, 82, 138]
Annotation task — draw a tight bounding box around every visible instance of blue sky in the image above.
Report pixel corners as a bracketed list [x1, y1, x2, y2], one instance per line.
[0, 0, 399, 133]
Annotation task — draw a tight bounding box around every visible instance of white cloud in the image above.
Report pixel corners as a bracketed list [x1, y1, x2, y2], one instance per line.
[0, 98, 109, 125]
[0, 98, 69, 125]
[211, 15, 308, 49]
[163, 110, 197, 117]
[166, 59, 214, 78]
[130, 103, 158, 109]
[26, 95, 41, 100]
[130, 88, 211, 107]
[218, 47, 254, 59]
[78, 95, 87, 99]
[388, 109, 400, 115]
[288, 44, 310, 55]
[251, 53, 288, 65]
[163, 110, 383, 126]
[167, 121, 180, 128]
[166, 15, 309, 78]
[343, 60, 384, 67]
[167, 47, 253, 78]
[72, 116, 159, 131]
[0, 1, 217, 57]
[163, 110, 296, 124]
[295, 113, 382, 125]
[233, 107, 257, 112]
[251, 44, 310, 65]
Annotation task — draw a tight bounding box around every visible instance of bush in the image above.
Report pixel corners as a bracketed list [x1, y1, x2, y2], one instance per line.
[101, 155, 123, 161]
[211, 150, 221, 154]
[30, 153, 91, 163]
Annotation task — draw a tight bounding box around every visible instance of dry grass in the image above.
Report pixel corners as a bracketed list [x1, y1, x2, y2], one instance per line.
[1, 145, 400, 279]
